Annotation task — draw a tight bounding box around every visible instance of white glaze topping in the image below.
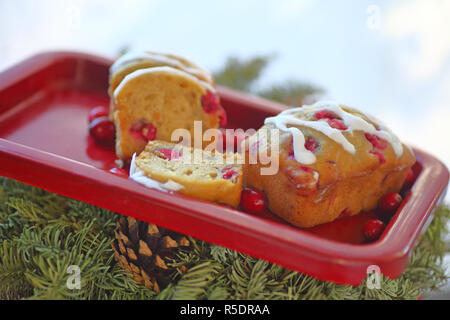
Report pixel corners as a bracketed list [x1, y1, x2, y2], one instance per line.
[110, 51, 213, 84]
[113, 66, 215, 101]
[129, 153, 185, 192]
[264, 101, 404, 165]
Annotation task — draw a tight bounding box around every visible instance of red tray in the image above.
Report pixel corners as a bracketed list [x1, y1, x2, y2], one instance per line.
[0, 52, 448, 286]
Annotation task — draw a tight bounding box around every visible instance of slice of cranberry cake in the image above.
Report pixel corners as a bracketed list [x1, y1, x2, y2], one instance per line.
[131, 141, 242, 208]
[110, 52, 226, 160]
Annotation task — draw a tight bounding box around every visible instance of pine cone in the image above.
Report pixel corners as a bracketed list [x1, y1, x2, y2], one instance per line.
[112, 216, 191, 292]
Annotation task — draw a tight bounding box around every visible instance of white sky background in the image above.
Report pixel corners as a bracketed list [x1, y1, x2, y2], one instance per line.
[0, 0, 449, 200]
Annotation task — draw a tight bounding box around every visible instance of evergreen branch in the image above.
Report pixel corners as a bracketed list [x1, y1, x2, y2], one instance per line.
[214, 55, 275, 92]
[0, 176, 448, 300]
[258, 80, 324, 107]
[158, 261, 223, 300]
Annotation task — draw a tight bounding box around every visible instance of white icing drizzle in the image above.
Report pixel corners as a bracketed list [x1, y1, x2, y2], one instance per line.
[129, 153, 185, 192]
[110, 51, 213, 84]
[113, 66, 215, 101]
[264, 101, 404, 165]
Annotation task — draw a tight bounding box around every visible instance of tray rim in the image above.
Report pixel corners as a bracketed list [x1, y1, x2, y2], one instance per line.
[0, 51, 448, 285]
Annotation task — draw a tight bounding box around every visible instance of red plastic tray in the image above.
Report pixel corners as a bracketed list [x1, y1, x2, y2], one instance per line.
[0, 52, 448, 286]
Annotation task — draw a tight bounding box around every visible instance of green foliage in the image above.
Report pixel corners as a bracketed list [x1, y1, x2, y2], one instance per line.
[214, 55, 274, 92]
[0, 178, 155, 300]
[259, 80, 324, 106]
[214, 55, 323, 106]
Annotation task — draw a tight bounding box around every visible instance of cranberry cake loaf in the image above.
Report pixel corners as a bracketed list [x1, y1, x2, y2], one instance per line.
[243, 101, 416, 228]
[130, 141, 242, 208]
[109, 51, 226, 160]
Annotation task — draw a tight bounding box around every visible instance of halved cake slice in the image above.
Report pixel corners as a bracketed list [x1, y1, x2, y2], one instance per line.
[112, 66, 226, 160]
[130, 141, 243, 208]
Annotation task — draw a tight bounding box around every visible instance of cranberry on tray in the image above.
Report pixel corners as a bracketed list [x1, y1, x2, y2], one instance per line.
[402, 168, 415, 190]
[89, 116, 115, 142]
[240, 187, 267, 214]
[378, 192, 403, 216]
[363, 219, 386, 242]
[88, 106, 109, 123]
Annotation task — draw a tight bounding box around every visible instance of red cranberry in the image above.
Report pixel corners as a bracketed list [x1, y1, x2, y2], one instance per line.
[402, 168, 415, 190]
[365, 133, 387, 150]
[328, 119, 348, 130]
[109, 167, 128, 177]
[299, 166, 314, 173]
[129, 122, 145, 140]
[289, 138, 319, 159]
[201, 91, 227, 126]
[379, 192, 403, 215]
[89, 116, 115, 141]
[129, 121, 157, 142]
[314, 110, 338, 120]
[88, 106, 109, 123]
[201, 90, 221, 113]
[141, 124, 157, 141]
[305, 137, 319, 153]
[218, 113, 227, 127]
[157, 148, 181, 160]
[363, 219, 386, 242]
[371, 151, 386, 164]
[222, 169, 239, 180]
[240, 187, 267, 214]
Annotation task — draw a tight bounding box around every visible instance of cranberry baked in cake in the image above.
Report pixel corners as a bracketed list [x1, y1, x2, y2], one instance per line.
[130, 141, 242, 208]
[109, 51, 226, 160]
[243, 101, 416, 228]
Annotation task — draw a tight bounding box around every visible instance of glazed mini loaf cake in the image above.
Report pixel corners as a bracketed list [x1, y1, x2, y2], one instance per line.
[243, 101, 416, 228]
[130, 140, 243, 208]
[109, 51, 226, 160]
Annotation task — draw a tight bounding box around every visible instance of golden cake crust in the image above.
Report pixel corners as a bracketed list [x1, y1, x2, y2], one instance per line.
[109, 51, 214, 92]
[108, 51, 214, 119]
